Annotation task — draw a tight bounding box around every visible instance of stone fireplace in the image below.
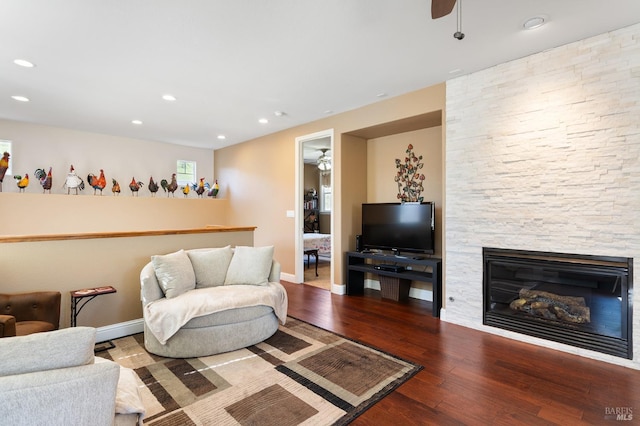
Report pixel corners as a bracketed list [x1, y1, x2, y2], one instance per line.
[444, 24, 639, 367]
[483, 247, 633, 359]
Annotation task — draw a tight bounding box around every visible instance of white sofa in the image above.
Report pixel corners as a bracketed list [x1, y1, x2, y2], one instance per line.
[0, 327, 145, 426]
[140, 246, 288, 358]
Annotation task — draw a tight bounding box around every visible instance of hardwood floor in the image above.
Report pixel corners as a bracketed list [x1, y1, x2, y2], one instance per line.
[281, 281, 640, 425]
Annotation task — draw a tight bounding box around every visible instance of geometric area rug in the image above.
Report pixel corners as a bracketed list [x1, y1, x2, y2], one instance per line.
[101, 317, 423, 425]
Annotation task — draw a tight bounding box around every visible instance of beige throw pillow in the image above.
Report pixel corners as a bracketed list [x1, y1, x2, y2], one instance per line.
[187, 246, 233, 288]
[224, 246, 274, 286]
[151, 249, 196, 298]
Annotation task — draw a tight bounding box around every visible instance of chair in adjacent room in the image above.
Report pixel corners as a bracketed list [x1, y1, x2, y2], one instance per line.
[0, 291, 61, 337]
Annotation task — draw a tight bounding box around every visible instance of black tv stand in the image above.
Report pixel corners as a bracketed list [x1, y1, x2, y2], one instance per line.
[346, 251, 442, 317]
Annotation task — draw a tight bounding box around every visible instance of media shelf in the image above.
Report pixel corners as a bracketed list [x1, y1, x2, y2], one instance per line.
[346, 251, 442, 317]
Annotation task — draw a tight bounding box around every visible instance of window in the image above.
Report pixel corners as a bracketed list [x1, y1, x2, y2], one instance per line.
[320, 181, 331, 212]
[0, 140, 11, 176]
[176, 160, 196, 185]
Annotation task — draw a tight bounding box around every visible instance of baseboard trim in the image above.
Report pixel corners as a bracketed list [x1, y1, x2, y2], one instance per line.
[96, 289, 431, 342]
[409, 287, 433, 302]
[280, 272, 297, 283]
[439, 308, 447, 321]
[96, 318, 144, 343]
[331, 283, 346, 295]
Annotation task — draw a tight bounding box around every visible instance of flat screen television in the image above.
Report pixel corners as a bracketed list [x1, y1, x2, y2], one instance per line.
[361, 202, 435, 255]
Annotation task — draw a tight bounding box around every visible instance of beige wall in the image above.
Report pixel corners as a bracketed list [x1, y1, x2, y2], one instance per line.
[366, 127, 443, 255]
[0, 118, 229, 235]
[0, 119, 245, 328]
[213, 131, 299, 267]
[0, 193, 230, 235]
[2, 230, 253, 328]
[0, 119, 215, 197]
[303, 163, 319, 192]
[215, 83, 446, 288]
[1, 82, 446, 331]
[366, 127, 442, 206]
[339, 134, 368, 282]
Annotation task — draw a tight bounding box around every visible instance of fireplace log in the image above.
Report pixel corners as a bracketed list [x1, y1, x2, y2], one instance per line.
[553, 305, 591, 324]
[519, 289, 586, 307]
[509, 288, 591, 324]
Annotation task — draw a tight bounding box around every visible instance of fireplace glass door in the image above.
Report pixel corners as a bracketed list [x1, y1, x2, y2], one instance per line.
[483, 248, 632, 359]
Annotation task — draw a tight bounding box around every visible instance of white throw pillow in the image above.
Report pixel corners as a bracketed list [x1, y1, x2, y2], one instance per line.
[151, 249, 196, 298]
[187, 246, 233, 288]
[224, 245, 274, 286]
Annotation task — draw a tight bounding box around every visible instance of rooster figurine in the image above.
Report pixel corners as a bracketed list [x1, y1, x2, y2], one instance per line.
[0, 151, 9, 192]
[182, 183, 190, 197]
[34, 167, 53, 193]
[207, 180, 220, 198]
[87, 169, 107, 195]
[160, 173, 178, 197]
[111, 178, 121, 195]
[64, 165, 84, 195]
[192, 178, 210, 198]
[148, 176, 159, 197]
[129, 177, 144, 196]
[14, 173, 29, 192]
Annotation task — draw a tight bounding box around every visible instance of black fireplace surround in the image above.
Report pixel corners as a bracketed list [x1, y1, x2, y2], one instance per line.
[483, 247, 633, 359]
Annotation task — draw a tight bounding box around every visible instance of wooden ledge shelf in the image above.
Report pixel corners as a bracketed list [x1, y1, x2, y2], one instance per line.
[0, 226, 256, 244]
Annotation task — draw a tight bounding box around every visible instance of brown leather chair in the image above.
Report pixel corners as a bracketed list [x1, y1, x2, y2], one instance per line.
[0, 292, 61, 337]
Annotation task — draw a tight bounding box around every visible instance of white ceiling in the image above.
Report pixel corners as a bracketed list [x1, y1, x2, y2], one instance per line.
[1, 1, 639, 150]
[303, 137, 331, 164]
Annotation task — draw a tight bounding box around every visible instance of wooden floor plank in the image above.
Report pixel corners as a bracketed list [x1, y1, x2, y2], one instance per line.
[282, 281, 640, 425]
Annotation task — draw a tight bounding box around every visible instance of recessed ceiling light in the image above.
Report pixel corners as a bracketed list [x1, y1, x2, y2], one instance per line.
[131, 120, 143, 125]
[449, 68, 463, 74]
[258, 118, 269, 124]
[324, 110, 334, 114]
[14, 59, 35, 68]
[523, 16, 547, 30]
[217, 135, 226, 140]
[274, 111, 285, 117]
[162, 94, 176, 101]
[376, 93, 387, 98]
[11, 95, 29, 102]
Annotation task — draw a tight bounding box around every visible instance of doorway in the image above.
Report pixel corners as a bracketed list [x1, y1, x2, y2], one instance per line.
[295, 129, 334, 290]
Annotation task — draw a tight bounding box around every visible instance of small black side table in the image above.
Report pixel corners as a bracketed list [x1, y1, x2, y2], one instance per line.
[304, 249, 319, 277]
[70, 286, 116, 327]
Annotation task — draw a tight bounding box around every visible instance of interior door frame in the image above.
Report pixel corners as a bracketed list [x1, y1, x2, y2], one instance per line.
[294, 129, 334, 285]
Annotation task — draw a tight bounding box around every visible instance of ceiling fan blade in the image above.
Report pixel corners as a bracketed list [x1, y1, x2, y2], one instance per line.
[431, 0, 457, 19]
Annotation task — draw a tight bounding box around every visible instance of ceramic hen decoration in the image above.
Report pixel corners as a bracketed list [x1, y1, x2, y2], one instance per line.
[193, 178, 210, 198]
[65, 165, 84, 195]
[148, 176, 159, 196]
[14, 174, 29, 192]
[87, 169, 107, 195]
[129, 177, 144, 196]
[161, 174, 178, 197]
[0, 151, 9, 192]
[111, 178, 121, 195]
[208, 180, 219, 198]
[34, 167, 52, 193]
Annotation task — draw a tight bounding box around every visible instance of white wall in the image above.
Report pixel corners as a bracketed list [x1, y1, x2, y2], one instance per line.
[445, 23, 640, 368]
